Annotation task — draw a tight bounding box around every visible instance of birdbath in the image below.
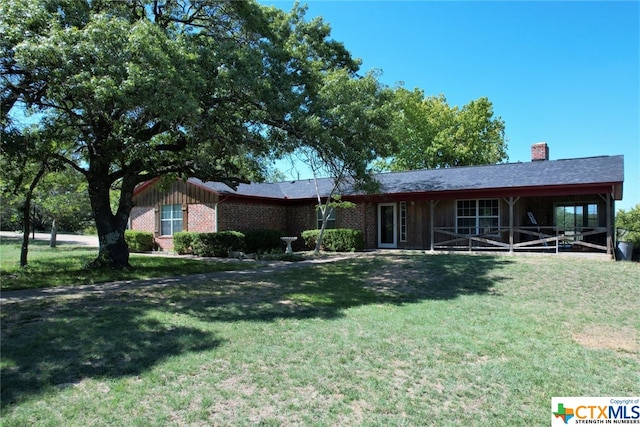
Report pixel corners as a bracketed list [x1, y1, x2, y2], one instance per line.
[281, 236, 298, 254]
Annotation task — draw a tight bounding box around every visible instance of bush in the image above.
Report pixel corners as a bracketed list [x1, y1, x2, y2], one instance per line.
[243, 229, 283, 253]
[174, 232, 199, 255]
[301, 230, 319, 249]
[125, 230, 154, 252]
[302, 228, 364, 252]
[191, 231, 245, 257]
[616, 204, 640, 261]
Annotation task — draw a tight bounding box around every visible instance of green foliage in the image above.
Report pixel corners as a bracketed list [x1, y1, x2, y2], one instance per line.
[34, 170, 93, 231]
[124, 231, 154, 252]
[190, 231, 245, 258]
[173, 232, 199, 255]
[243, 229, 283, 253]
[1, 0, 359, 268]
[177, 230, 285, 257]
[616, 204, 640, 260]
[377, 89, 508, 171]
[302, 228, 364, 252]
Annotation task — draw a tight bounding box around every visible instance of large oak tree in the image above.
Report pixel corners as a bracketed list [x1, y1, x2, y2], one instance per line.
[1, 0, 360, 268]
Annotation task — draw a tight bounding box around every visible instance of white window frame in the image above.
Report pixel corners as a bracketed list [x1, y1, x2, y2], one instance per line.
[456, 199, 500, 236]
[161, 204, 183, 236]
[399, 201, 407, 242]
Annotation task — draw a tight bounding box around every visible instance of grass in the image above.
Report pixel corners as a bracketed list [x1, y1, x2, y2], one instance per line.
[0, 237, 262, 291]
[1, 252, 639, 426]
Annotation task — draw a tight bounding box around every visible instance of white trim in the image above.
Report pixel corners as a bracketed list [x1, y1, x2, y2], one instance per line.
[399, 201, 407, 242]
[456, 199, 500, 236]
[214, 203, 218, 232]
[378, 203, 397, 248]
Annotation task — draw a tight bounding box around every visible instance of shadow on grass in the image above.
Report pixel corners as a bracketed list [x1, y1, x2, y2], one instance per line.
[1, 296, 221, 409]
[158, 253, 514, 322]
[1, 253, 510, 408]
[1, 244, 253, 291]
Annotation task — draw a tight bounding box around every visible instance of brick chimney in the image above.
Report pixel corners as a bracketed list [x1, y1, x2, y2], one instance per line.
[531, 142, 549, 161]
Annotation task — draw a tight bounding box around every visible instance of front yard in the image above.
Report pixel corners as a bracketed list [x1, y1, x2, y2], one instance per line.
[1, 252, 638, 426]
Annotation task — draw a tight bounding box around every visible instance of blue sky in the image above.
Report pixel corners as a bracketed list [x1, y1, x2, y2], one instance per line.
[263, 1, 639, 211]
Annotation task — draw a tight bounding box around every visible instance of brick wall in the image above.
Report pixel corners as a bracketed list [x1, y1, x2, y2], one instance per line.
[340, 203, 364, 229]
[217, 201, 287, 232]
[155, 235, 174, 250]
[130, 206, 154, 233]
[187, 203, 216, 233]
[363, 202, 377, 249]
[284, 204, 314, 250]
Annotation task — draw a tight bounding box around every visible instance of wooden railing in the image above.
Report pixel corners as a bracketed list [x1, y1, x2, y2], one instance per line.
[433, 226, 609, 253]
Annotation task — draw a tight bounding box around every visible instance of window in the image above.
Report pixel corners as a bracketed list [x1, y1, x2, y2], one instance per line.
[456, 199, 499, 235]
[317, 207, 336, 229]
[400, 202, 407, 242]
[555, 203, 598, 232]
[161, 204, 183, 235]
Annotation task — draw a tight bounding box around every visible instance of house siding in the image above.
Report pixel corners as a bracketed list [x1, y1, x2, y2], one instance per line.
[188, 203, 217, 233]
[130, 165, 620, 255]
[281, 204, 313, 251]
[130, 206, 155, 233]
[217, 201, 287, 233]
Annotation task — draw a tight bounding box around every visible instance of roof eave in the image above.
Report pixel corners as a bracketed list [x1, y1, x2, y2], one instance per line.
[340, 182, 624, 202]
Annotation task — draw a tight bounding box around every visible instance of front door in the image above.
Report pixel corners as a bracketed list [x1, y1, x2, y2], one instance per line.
[378, 203, 397, 248]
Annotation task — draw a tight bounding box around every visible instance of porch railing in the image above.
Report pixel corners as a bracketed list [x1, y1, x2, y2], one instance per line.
[432, 226, 609, 253]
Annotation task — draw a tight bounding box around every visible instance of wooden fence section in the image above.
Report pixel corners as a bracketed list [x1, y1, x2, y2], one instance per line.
[433, 226, 609, 253]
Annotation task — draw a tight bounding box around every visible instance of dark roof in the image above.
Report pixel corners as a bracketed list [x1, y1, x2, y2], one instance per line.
[190, 155, 624, 200]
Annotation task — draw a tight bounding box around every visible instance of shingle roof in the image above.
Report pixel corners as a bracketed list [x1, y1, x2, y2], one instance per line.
[190, 155, 624, 200]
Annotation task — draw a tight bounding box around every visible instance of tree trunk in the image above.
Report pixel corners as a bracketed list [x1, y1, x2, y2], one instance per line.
[87, 175, 134, 269]
[314, 206, 333, 254]
[50, 217, 58, 248]
[20, 164, 47, 267]
[20, 199, 31, 268]
[93, 219, 130, 269]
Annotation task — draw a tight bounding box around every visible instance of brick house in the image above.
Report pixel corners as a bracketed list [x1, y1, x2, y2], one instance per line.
[131, 143, 624, 256]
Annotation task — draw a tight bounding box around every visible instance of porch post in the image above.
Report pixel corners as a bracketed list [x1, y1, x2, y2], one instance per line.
[606, 191, 612, 256]
[504, 197, 519, 253]
[429, 200, 438, 252]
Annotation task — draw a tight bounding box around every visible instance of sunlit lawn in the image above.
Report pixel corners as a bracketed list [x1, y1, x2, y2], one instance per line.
[0, 237, 260, 291]
[1, 252, 639, 426]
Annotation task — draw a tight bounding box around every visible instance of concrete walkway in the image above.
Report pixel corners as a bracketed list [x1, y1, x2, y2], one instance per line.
[0, 231, 99, 247]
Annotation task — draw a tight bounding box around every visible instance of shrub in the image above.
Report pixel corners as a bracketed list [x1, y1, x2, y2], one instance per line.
[616, 204, 640, 261]
[243, 229, 283, 253]
[173, 232, 199, 255]
[125, 230, 154, 252]
[302, 229, 364, 252]
[301, 230, 319, 249]
[191, 231, 245, 257]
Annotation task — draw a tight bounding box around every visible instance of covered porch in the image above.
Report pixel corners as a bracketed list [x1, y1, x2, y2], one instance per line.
[426, 193, 616, 256]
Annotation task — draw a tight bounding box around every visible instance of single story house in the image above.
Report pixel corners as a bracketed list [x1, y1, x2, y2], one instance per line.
[131, 143, 624, 256]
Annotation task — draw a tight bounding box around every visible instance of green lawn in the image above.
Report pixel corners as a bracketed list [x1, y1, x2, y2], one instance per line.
[1, 252, 638, 426]
[0, 237, 260, 291]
